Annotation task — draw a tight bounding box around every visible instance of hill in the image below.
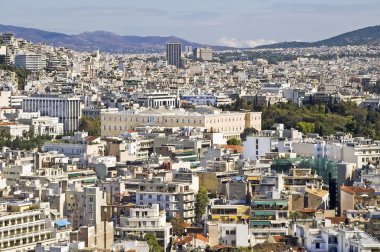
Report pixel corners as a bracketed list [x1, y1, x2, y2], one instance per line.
[0, 24, 233, 53]
[256, 25, 380, 49]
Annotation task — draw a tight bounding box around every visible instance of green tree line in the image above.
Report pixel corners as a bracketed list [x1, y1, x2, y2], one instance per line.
[221, 99, 380, 139]
[0, 130, 52, 151]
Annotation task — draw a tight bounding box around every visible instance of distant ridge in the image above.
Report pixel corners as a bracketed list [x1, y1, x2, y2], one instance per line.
[0, 24, 233, 53]
[256, 25, 380, 49]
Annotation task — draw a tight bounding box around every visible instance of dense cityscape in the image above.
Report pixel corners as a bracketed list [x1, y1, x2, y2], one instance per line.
[1, 17, 380, 252]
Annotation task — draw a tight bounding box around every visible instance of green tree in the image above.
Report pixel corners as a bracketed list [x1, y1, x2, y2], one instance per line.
[240, 127, 258, 141]
[227, 138, 241, 145]
[78, 116, 101, 136]
[195, 187, 209, 223]
[145, 233, 163, 252]
[171, 216, 185, 236]
[296, 121, 315, 134]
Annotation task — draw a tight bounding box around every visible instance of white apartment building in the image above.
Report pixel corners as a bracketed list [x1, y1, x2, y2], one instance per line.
[292, 141, 380, 168]
[135, 177, 196, 223]
[43, 142, 104, 160]
[207, 222, 250, 247]
[297, 223, 380, 252]
[116, 204, 172, 250]
[22, 95, 82, 132]
[342, 143, 380, 168]
[1, 163, 33, 186]
[0, 202, 56, 251]
[243, 136, 275, 160]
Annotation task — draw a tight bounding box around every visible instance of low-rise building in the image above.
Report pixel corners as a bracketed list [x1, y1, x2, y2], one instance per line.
[135, 177, 196, 223]
[116, 204, 172, 250]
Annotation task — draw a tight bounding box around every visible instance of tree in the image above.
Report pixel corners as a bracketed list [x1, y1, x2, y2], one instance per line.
[145, 233, 163, 252]
[296, 121, 315, 134]
[78, 116, 101, 136]
[227, 138, 241, 145]
[240, 127, 258, 141]
[195, 187, 209, 223]
[171, 216, 185, 236]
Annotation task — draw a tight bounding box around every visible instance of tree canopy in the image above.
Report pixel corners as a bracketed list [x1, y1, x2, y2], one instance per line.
[195, 187, 209, 223]
[78, 116, 101, 136]
[0, 130, 51, 151]
[227, 138, 242, 145]
[145, 233, 163, 252]
[171, 216, 186, 236]
[222, 99, 380, 139]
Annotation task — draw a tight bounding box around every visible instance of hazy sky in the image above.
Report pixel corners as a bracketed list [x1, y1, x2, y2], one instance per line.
[1, 0, 379, 47]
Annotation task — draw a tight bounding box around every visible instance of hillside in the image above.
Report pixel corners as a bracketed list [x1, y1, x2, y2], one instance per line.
[0, 24, 233, 53]
[256, 25, 380, 49]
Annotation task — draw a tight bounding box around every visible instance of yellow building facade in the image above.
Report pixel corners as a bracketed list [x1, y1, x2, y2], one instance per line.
[101, 107, 261, 139]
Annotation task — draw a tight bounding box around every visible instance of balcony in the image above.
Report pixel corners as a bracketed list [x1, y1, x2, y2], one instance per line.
[0, 220, 46, 236]
[0, 228, 54, 243]
[0, 210, 41, 222]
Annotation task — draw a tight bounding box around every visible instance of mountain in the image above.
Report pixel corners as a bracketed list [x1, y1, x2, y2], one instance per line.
[256, 25, 380, 49]
[0, 24, 233, 53]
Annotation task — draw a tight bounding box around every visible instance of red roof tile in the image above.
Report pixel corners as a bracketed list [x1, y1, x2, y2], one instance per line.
[340, 186, 375, 195]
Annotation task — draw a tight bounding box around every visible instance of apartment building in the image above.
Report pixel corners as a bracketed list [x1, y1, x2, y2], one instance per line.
[135, 177, 196, 223]
[0, 201, 56, 251]
[209, 205, 250, 223]
[101, 107, 261, 139]
[207, 222, 250, 247]
[193, 47, 213, 61]
[250, 199, 290, 244]
[116, 204, 172, 250]
[297, 223, 380, 252]
[65, 187, 106, 229]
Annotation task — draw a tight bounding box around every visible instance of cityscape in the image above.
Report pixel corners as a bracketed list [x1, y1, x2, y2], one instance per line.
[1, 1, 380, 252]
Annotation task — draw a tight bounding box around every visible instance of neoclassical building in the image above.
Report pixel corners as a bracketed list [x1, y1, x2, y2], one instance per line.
[101, 106, 261, 139]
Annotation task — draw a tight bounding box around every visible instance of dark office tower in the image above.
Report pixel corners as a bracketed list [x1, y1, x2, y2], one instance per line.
[166, 42, 182, 68]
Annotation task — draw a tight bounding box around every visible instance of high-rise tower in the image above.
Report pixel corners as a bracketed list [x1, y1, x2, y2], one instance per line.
[166, 42, 182, 68]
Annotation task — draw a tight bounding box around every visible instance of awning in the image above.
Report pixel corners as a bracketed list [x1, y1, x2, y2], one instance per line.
[252, 210, 276, 216]
[82, 178, 97, 183]
[250, 220, 271, 226]
[55, 219, 71, 227]
[252, 200, 288, 206]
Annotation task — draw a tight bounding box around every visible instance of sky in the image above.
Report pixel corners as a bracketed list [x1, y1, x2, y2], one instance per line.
[0, 0, 379, 47]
